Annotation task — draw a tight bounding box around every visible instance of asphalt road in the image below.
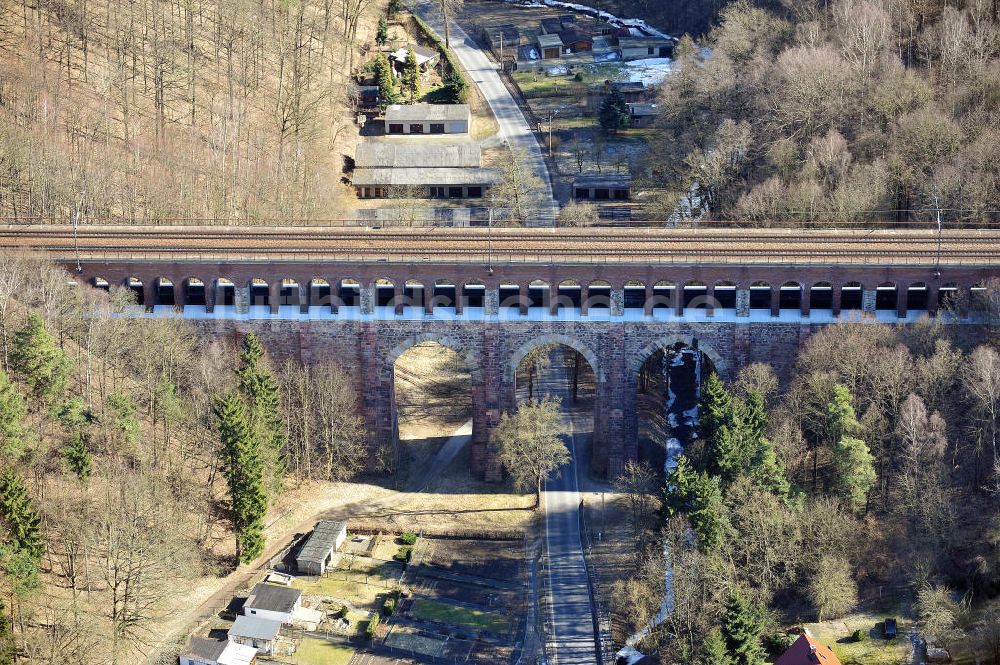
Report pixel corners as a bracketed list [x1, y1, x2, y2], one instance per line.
[408, 0, 558, 225]
[539, 360, 600, 664]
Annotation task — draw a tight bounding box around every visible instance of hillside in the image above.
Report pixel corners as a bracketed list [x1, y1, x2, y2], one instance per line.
[0, 0, 378, 223]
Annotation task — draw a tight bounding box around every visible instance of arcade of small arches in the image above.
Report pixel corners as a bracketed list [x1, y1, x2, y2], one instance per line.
[86, 274, 991, 319]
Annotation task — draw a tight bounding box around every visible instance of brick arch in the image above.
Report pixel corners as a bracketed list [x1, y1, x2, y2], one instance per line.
[383, 332, 481, 382]
[630, 334, 727, 379]
[506, 334, 603, 384]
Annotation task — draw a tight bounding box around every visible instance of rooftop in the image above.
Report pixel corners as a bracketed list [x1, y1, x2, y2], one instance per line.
[629, 102, 658, 115]
[230, 614, 283, 641]
[353, 167, 500, 187]
[297, 520, 347, 563]
[537, 33, 564, 48]
[244, 583, 301, 614]
[775, 633, 843, 665]
[574, 174, 632, 188]
[620, 36, 673, 46]
[183, 636, 228, 662]
[389, 45, 438, 65]
[355, 143, 481, 169]
[385, 104, 470, 123]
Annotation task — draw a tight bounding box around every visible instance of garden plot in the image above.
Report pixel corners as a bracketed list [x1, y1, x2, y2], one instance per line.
[420, 538, 525, 582]
[410, 574, 520, 609]
[408, 598, 516, 639]
[383, 624, 475, 660]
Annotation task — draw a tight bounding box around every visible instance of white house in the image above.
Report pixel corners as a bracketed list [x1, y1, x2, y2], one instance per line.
[243, 583, 302, 624]
[228, 615, 282, 656]
[295, 520, 347, 575]
[179, 637, 257, 665]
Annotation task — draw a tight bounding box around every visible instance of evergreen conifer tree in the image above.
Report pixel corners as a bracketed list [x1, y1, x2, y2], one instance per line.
[376, 16, 388, 46]
[664, 456, 729, 551]
[698, 627, 732, 665]
[62, 431, 92, 481]
[373, 54, 399, 108]
[0, 369, 25, 448]
[0, 468, 44, 561]
[832, 435, 877, 513]
[237, 332, 285, 496]
[402, 48, 421, 101]
[722, 591, 766, 665]
[599, 86, 630, 133]
[9, 313, 70, 403]
[700, 373, 735, 451]
[214, 390, 268, 564]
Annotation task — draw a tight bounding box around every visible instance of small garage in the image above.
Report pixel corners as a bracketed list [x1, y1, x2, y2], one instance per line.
[295, 521, 347, 575]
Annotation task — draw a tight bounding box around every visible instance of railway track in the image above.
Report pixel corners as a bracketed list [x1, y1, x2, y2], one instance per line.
[1, 225, 998, 266]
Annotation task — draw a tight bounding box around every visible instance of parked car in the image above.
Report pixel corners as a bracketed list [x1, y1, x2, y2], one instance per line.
[883, 618, 898, 639]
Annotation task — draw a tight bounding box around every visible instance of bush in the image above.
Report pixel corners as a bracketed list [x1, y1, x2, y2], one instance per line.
[336, 605, 349, 620]
[365, 612, 381, 639]
[383, 597, 396, 616]
[764, 632, 795, 656]
[573, 72, 583, 81]
[853, 628, 867, 642]
[399, 532, 417, 545]
[393, 545, 413, 563]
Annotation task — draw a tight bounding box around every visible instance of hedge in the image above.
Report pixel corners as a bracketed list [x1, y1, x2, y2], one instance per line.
[365, 612, 381, 640]
[412, 15, 470, 103]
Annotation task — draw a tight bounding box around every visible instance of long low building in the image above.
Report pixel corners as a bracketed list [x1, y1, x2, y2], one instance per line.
[385, 104, 470, 134]
[353, 142, 499, 199]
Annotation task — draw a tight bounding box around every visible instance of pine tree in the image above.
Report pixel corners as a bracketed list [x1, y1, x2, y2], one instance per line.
[62, 431, 93, 481]
[722, 591, 766, 665]
[376, 16, 388, 46]
[237, 332, 285, 497]
[698, 627, 732, 665]
[700, 373, 735, 451]
[0, 468, 44, 561]
[599, 86, 630, 134]
[0, 369, 25, 447]
[9, 313, 70, 403]
[825, 383, 861, 444]
[0, 598, 14, 665]
[402, 48, 421, 101]
[214, 390, 268, 564]
[373, 54, 399, 108]
[832, 436, 877, 513]
[664, 456, 729, 551]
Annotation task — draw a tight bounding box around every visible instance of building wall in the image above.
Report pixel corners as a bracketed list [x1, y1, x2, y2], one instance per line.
[244, 607, 293, 625]
[230, 635, 275, 656]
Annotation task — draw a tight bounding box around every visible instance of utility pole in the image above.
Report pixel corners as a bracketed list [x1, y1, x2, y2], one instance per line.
[933, 194, 943, 280]
[73, 191, 84, 272]
[499, 31, 503, 72]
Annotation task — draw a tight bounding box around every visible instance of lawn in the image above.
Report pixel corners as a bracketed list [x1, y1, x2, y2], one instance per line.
[804, 616, 912, 665]
[409, 598, 512, 636]
[285, 637, 354, 665]
[293, 575, 393, 607]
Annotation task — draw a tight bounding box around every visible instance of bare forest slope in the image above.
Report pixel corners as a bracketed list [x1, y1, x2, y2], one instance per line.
[0, 0, 377, 223]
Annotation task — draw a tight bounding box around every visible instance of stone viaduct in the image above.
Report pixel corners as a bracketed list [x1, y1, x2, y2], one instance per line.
[6, 225, 998, 478]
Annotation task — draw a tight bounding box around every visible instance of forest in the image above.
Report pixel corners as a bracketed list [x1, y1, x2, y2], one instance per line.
[612, 304, 1000, 664]
[0, 256, 366, 664]
[0, 0, 379, 223]
[649, 0, 1000, 225]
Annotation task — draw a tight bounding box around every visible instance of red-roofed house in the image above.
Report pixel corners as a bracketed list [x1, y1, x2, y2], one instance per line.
[775, 632, 842, 665]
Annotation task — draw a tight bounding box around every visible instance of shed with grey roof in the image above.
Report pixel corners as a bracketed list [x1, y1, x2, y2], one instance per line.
[295, 520, 347, 575]
[385, 104, 470, 135]
[179, 636, 258, 665]
[243, 583, 302, 624]
[228, 615, 281, 656]
[619, 36, 672, 60]
[537, 33, 564, 59]
[355, 143, 481, 169]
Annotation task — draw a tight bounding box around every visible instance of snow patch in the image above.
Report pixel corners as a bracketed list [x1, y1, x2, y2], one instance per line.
[498, 0, 674, 40]
[623, 57, 675, 85]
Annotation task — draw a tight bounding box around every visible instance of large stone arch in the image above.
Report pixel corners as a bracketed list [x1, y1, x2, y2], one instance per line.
[506, 333, 604, 384]
[630, 334, 727, 379]
[383, 332, 481, 382]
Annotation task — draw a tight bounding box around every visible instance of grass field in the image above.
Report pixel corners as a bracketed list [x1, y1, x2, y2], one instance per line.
[293, 574, 396, 607]
[805, 616, 912, 665]
[409, 598, 512, 636]
[278, 637, 354, 665]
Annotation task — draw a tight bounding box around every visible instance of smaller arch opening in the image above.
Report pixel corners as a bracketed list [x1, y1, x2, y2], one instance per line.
[375, 278, 396, 307]
[309, 278, 331, 308]
[779, 281, 802, 309]
[810, 282, 833, 310]
[91, 277, 110, 292]
[528, 279, 549, 309]
[338, 278, 360, 308]
[624, 281, 645, 310]
[652, 281, 676, 311]
[588, 280, 611, 310]
[433, 279, 457, 309]
[279, 279, 301, 307]
[250, 279, 269, 307]
[156, 277, 175, 306]
[499, 280, 520, 311]
[683, 280, 707, 309]
[714, 281, 737, 309]
[876, 282, 897, 310]
[749, 281, 771, 309]
[558, 280, 582, 310]
[404, 279, 425, 308]
[184, 277, 206, 306]
[216, 278, 235, 307]
[462, 280, 485, 309]
[907, 282, 928, 310]
[126, 277, 144, 305]
[938, 282, 959, 309]
[841, 282, 863, 311]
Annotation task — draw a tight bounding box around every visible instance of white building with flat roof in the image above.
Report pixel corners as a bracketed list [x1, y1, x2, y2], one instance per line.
[385, 104, 470, 135]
